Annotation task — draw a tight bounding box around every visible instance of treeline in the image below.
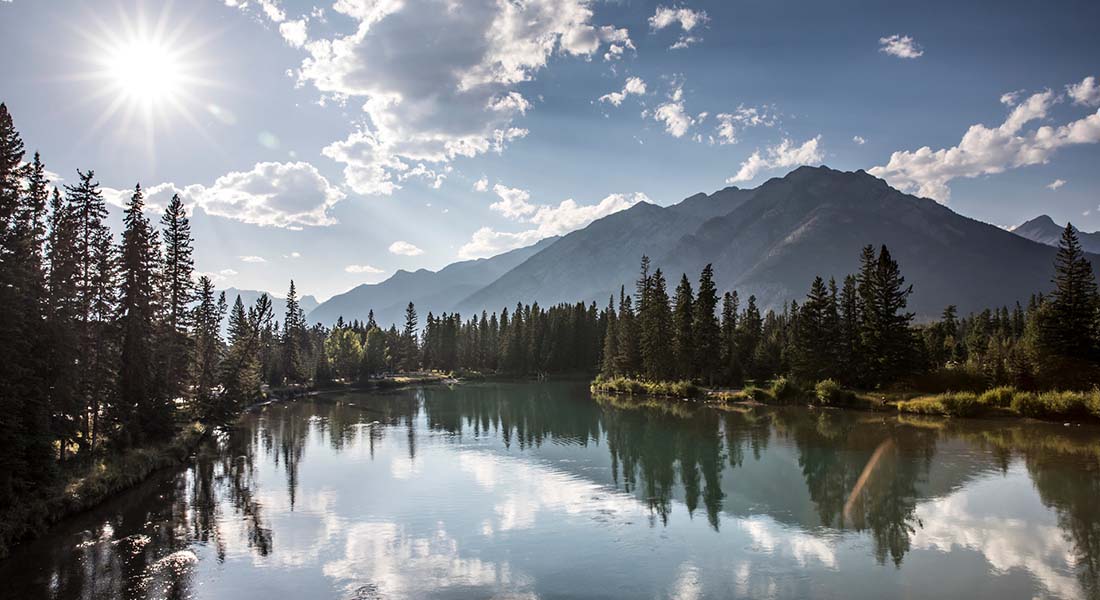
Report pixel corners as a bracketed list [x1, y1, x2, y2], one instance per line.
[0, 104, 292, 519]
[598, 226, 1100, 393]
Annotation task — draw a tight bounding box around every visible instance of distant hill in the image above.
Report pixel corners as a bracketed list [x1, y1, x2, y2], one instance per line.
[307, 237, 558, 328]
[309, 166, 1094, 325]
[1011, 215, 1100, 254]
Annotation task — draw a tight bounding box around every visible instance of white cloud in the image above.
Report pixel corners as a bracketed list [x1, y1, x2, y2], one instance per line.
[853, 135, 866, 145]
[649, 6, 707, 32]
[869, 86, 1100, 202]
[388, 240, 424, 256]
[653, 86, 694, 138]
[1000, 90, 1024, 106]
[1067, 75, 1100, 107]
[1047, 179, 1066, 190]
[878, 34, 923, 59]
[286, 251, 302, 258]
[489, 184, 537, 218]
[194, 267, 239, 283]
[727, 136, 824, 183]
[599, 76, 647, 107]
[296, 0, 632, 196]
[279, 19, 308, 48]
[460, 191, 650, 259]
[473, 176, 489, 192]
[713, 106, 778, 145]
[240, 255, 267, 263]
[649, 6, 708, 50]
[345, 264, 384, 274]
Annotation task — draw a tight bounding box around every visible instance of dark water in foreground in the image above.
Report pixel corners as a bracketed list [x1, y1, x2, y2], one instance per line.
[2, 381, 1099, 599]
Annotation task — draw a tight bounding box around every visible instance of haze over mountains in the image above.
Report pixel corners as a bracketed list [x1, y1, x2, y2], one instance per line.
[298, 166, 1090, 327]
[1012, 215, 1100, 254]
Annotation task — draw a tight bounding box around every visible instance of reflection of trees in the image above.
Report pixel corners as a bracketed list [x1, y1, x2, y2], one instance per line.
[955, 424, 1100, 597]
[777, 410, 937, 566]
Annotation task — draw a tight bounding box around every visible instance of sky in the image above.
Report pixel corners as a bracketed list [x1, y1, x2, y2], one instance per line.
[1, 0, 1098, 301]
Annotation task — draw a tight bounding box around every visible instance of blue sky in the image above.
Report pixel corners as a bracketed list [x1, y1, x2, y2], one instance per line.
[1, 0, 1098, 300]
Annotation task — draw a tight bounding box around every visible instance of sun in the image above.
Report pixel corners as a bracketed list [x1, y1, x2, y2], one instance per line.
[72, 3, 218, 153]
[104, 36, 185, 107]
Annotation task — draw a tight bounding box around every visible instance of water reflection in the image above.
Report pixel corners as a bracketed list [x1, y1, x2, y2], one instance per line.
[1, 381, 1098, 599]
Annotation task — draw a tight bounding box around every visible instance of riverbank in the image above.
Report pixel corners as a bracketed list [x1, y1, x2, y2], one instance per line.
[592, 376, 1100, 423]
[0, 422, 209, 559]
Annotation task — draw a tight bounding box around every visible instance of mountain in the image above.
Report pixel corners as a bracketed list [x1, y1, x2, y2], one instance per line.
[308, 236, 559, 327]
[461, 166, 1087, 318]
[1011, 215, 1100, 253]
[454, 187, 754, 314]
[311, 166, 1091, 325]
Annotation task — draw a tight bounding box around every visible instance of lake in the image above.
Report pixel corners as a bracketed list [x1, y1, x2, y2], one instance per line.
[2, 381, 1098, 599]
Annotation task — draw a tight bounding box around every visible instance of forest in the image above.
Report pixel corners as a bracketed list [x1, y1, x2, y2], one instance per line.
[3, 98, 1100, 554]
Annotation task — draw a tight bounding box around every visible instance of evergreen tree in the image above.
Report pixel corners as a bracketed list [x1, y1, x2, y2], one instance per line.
[792, 276, 838, 382]
[600, 296, 618, 377]
[159, 194, 194, 399]
[720, 291, 739, 384]
[735, 295, 762, 381]
[616, 287, 640, 376]
[859, 245, 916, 387]
[672, 274, 695, 380]
[693, 264, 721, 384]
[402, 301, 419, 371]
[1038, 223, 1099, 361]
[191, 277, 225, 417]
[640, 268, 673, 380]
[282, 280, 307, 383]
[116, 185, 169, 447]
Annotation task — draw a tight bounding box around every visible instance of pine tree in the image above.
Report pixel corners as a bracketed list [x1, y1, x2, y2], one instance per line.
[720, 291, 739, 384]
[792, 276, 838, 382]
[600, 295, 618, 377]
[735, 295, 762, 381]
[1038, 223, 1099, 360]
[858, 245, 916, 387]
[672, 274, 695, 380]
[400, 302, 419, 371]
[616, 287, 640, 376]
[640, 268, 673, 380]
[159, 194, 194, 399]
[693, 264, 721, 384]
[66, 169, 116, 448]
[116, 185, 169, 447]
[191, 277, 225, 417]
[282, 280, 307, 383]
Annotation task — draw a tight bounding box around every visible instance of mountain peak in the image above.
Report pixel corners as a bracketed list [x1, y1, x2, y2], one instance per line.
[1013, 214, 1058, 231]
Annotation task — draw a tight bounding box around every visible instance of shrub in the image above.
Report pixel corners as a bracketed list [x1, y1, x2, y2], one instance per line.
[1009, 391, 1043, 417]
[814, 379, 857, 406]
[940, 392, 981, 417]
[769, 376, 803, 403]
[978, 386, 1016, 408]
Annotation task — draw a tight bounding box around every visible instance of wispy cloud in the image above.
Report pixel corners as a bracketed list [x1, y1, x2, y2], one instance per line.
[879, 34, 923, 59]
[388, 241, 424, 256]
[727, 136, 824, 183]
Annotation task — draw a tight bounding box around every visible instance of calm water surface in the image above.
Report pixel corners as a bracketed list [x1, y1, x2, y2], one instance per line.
[2, 381, 1099, 599]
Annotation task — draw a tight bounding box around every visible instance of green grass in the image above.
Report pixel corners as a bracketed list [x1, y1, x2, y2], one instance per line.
[896, 387, 1100, 421]
[590, 376, 702, 398]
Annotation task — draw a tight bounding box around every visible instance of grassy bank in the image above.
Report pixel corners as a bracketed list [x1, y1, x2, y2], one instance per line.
[0, 422, 209, 559]
[895, 387, 1100, 420]
[593, 374, 1100, 424]
[590, 376, 702, 399]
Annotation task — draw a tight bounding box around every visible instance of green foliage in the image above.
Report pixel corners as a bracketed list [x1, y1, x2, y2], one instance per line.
[814, 379, 857, 406]
[978, 386, 1016, 408]
[591, 376, 701, 398]
[769, 376, 804, 403]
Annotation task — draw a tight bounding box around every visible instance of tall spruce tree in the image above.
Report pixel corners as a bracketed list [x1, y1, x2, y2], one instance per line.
[159, 194, 194, 398]
[792, 276, 838, 382]
[693, 264, 721, 384]
[116, 185, 170, 447]
[640, 268, 673, 380]
[858, 245, 915, 387]
[672, 274, 695, 380]
[282, 280, 307, 383]
[1038, 223, 1099, 361]
[191, 277, 225, 417]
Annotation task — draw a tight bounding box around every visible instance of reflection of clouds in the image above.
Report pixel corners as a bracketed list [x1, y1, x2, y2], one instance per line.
[670, 561, 702, 600]
[911, 466, 1082, 599]
[218, 487, 343, 568]
[741, 517, 837, 568]
[389, 456, 421, 479]
[457, 451, 646, 533]
[323, 522, 536, 598]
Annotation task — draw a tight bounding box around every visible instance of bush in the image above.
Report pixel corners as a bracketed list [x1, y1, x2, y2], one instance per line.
[590, 376, 700, 398]
[897, 392, 982, 417]
[978, 386, 1016, 408]
[769, 376, 803, 403]
[813, 379, 857, 406]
